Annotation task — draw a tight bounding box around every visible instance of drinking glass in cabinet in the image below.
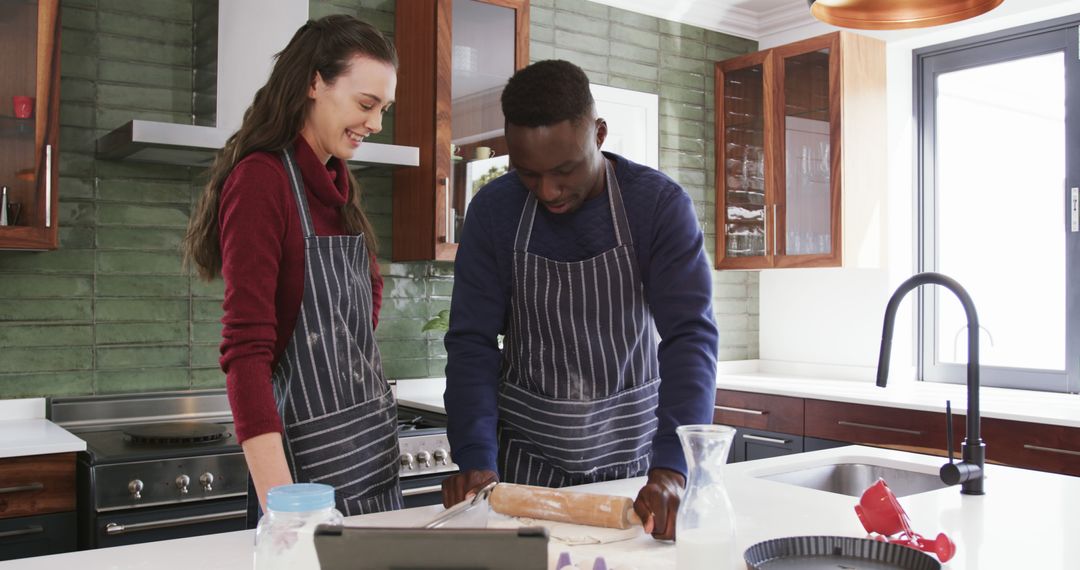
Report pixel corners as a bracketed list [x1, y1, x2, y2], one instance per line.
[726, 226, 765, 257]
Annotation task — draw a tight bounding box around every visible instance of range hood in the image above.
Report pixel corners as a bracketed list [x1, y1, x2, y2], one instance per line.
[95, 0, 418, 169]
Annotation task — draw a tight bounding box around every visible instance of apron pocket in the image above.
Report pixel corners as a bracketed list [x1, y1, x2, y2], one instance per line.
[498, 378, 660, 475]
[284, 388, 401, 510]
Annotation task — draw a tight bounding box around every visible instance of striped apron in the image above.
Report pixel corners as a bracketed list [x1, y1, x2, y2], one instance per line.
[266, 148, 403, 516]
[497, 159, 661, 487]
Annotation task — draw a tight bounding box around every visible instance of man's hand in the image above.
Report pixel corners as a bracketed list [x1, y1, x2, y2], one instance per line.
[440, 469, 499, 508]
[633, 468, 686, 540]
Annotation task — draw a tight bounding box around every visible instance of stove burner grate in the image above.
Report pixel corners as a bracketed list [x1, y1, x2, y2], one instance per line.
[123, 421, 227, 445]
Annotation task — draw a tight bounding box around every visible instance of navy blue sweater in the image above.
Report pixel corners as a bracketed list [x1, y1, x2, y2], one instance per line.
[443, 152, 719, 477]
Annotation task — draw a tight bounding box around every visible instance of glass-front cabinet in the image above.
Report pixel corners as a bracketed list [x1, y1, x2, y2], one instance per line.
[0, 0, 60, 250]
[393, 0, 528, 261]
[714, 32, 884, 270]
[716, 51, 771, 268]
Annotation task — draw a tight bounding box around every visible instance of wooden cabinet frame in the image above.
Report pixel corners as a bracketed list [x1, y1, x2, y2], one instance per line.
[714, 31, 884, 270]
[770, 33, 842, 269]
[0, 0, 61, 250]
[393, 0, 529, 262]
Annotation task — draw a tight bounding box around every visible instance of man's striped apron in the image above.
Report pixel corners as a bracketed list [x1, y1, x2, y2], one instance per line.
[498, 159, 661, 487]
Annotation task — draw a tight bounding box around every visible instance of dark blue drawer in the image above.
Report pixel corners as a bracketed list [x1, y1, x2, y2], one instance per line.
[0, 511, 76, 561]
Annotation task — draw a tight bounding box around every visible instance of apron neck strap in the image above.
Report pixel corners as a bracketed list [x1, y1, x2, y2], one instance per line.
[280, 147, 316, 239]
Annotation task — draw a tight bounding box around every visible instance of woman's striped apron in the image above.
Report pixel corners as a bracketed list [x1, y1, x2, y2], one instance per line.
[265, 148, 403, 516]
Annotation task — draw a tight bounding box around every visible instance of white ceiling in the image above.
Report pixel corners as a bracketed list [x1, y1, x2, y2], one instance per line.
[584, 0, 814, 40]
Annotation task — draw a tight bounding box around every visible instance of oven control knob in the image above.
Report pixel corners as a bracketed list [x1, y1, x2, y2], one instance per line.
[176, 474, 191, 495]
[128, 479, 144, 500]
[399, 453, 415, 470]
[433, 448, 449, 465]
[199, 472, 214, 492]
[416, 451, 432, 468]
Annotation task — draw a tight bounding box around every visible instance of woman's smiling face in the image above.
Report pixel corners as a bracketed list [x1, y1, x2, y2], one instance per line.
[301, 54, 396, 162]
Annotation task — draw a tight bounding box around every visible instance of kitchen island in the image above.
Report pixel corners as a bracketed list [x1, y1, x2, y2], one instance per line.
[2, 445, 1076, 569]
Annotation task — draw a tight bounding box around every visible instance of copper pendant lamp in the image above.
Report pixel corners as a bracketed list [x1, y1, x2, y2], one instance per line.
[807, 0, 1005, 30]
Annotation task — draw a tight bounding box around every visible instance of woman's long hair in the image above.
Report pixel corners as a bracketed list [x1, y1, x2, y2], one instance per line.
[183, 15, 396, 280]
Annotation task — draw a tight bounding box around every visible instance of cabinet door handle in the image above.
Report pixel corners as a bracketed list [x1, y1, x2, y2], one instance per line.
[762, 204, 768, 256]
[104, 509, 247, 535]
[0, 483, 44, 495]
[772, 204, 777, 255]
[402, 484, 443, 497]
[1024, 444, 1080, 457]
[439, 177, 450, 243]
[742, 434, 789, 445]
[837, 420, 922, 436]
[45, 144, 52, 228]
[0, 525, 44, 539]
[715, 405, 767, 416]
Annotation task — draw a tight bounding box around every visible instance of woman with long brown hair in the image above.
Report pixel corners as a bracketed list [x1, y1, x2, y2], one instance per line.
[182, 14, 402, 519]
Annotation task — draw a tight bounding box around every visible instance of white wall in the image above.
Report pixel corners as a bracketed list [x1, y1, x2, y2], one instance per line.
[756, 0, 1080, 378]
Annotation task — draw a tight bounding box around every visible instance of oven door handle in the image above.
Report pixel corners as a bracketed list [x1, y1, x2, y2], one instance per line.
[104, 509, 247, 536]
[402, 484, 444, 498]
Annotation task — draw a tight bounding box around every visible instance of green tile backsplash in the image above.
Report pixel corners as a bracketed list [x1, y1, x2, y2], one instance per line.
[0, 0, 758, 399]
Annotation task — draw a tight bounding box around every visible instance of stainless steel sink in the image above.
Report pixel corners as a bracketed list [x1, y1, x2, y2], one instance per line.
[759, 463, 949, 497]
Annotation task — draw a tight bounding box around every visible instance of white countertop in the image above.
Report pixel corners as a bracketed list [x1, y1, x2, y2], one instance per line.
[0, 398, 86, 459]
[396, 364, 1080, 428]
[394, 377, 447, 415]
[5, 445, 1077, 569]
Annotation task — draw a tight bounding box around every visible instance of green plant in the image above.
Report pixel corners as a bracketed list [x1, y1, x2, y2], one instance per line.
[421, 309, 450, 332]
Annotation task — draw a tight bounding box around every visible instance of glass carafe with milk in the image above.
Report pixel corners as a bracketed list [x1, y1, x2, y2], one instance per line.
[254, 483, 343, 570]
[676, 424, 737, 570]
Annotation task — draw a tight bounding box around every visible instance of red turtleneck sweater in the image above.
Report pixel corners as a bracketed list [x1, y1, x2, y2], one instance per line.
[218, 136, 383, 442]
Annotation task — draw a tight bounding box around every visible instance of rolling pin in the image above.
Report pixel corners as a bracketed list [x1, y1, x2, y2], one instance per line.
[488, 483, 642, 530]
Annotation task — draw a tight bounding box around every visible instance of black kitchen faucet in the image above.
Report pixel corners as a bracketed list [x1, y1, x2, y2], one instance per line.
[875, 272, 986, 495]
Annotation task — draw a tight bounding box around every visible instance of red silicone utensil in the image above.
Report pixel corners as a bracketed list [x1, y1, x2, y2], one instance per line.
[855, 479, 912, 536]
[855, 478, 956, 563]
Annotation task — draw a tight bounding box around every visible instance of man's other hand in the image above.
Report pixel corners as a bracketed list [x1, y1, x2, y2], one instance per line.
[633, 468, 686, 540]
[440, 469, 499, 507]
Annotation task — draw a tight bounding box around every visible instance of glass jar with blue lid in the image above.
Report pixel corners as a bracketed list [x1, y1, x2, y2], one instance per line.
[254, 483, 343, 570]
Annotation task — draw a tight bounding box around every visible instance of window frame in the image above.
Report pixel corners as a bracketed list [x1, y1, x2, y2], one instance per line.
[914, 14, 1080, 394]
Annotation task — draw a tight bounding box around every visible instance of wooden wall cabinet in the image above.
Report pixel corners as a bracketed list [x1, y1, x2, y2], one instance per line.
[714, 31, 885, 270]
[0, 0, 60, 251]
[393, 0, 528, 261]
[0, 453, 77, 561]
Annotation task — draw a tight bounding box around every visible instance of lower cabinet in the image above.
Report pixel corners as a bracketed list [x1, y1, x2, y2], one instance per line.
[803, 436, 849, 453]
[726, 428, 847, 464]
[803, 398, 961, 457]
[731, 428, 803, 463]
[715, 388, 1080, 476]
[0, 452, 77, 561]
[982, 417, 1080, 477]
[0, 512, 76, 561]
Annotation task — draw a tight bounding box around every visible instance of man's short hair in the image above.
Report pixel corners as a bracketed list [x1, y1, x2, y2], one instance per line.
[501, 59, 595, 127]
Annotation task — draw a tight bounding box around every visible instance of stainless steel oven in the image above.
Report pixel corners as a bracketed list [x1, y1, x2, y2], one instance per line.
[396, 404, 458, 508]
[50, 391, 248, 549]
[49, 391, 457, 549]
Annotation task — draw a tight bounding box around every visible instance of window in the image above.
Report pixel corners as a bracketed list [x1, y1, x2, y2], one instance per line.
[915, 15, 1080, 393]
